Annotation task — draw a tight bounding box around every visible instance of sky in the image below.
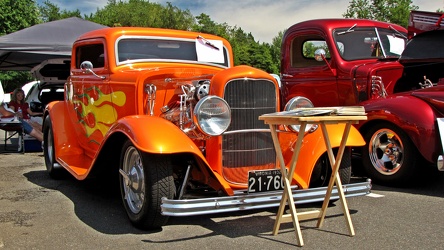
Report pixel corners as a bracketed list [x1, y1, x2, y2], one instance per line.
[36, 0, 444, 43]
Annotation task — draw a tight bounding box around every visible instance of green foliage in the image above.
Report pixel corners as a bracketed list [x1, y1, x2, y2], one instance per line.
[87, 0, 194, 30]
[0, 0, 39, 90]
[0, 71, 33, 92]
[343, 0, 419, 27]
[269, 31, 283, 72]
[38, 0, 81, 22]
[192, 13, 279, 73]
[0, 0, 40, 35]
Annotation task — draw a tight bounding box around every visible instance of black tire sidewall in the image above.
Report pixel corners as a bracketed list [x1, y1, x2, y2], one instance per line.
[309, 147, 352, 188]
[362, 122, 418, 185]
[43, 115, 59, 178]
[119, 140, 174, 230]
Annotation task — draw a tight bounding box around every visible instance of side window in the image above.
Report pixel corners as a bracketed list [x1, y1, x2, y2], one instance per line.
[302, 40, 330, 59]
[290, 35, 330, 68]
[76, 44, 105, 69]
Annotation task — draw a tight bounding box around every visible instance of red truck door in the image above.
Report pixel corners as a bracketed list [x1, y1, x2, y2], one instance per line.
[281, 32, 340, 107]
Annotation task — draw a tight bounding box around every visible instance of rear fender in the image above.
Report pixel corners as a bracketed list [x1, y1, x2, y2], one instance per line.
[280, 124, 365, 189]
[45, 101, 83, 158]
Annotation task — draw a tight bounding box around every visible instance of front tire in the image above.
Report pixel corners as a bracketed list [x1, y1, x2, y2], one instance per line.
[362, 122, 419, 186]
[119, 140, 175, 230]
[309, 147, 352, 188]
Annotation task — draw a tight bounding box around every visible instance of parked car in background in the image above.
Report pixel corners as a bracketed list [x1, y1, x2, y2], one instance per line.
[279, 10, 444, 186]
[25, 58, 70, 113]
[42, 27, 370, 230]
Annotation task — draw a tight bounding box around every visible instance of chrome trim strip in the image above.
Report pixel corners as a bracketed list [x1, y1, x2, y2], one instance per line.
[223, 129, 271, 134]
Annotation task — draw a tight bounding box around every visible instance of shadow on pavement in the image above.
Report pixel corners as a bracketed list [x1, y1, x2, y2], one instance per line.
[23, 168, 353, 241]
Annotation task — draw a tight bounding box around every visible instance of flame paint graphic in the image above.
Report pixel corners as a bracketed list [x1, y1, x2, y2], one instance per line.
[74, 87, 126, 138]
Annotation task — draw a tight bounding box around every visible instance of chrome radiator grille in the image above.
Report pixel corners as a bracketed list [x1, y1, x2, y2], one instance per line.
[222, 78, 277, 185]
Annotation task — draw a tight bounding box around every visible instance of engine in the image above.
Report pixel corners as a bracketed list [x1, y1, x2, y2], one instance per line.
[156, 79, 231, 139]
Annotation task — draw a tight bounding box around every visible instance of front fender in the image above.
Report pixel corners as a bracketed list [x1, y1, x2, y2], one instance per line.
[108, 116, 204, 156]
[359, 95, 437, 163]
[105, 115, 234, 194]
[280, 124, 365, 189]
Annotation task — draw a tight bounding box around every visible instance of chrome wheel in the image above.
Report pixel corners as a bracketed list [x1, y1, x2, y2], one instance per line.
[119, 140, 175, 229]
[120, 145, 145, 214]
[368, 128, 403, 175]
[362, 122, 419, 186]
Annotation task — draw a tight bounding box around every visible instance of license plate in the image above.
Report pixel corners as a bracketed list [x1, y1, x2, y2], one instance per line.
[248, 169, 285, 193]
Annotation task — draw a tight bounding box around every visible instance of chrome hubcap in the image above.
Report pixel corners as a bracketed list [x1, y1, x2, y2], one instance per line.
[120, 146, 145, 214]
[368, 128, 404, 175]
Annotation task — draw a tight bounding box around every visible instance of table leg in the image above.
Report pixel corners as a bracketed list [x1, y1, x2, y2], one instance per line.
[316, 122, 355, 236]
[269, 123, 307, 246]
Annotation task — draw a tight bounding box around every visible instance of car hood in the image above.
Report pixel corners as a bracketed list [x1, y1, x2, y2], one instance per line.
[399, 30, 444, 64]
[31, 58, 71, 86]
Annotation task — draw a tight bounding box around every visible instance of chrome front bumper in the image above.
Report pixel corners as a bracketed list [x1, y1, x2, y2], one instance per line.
[161, 179, 371, 216]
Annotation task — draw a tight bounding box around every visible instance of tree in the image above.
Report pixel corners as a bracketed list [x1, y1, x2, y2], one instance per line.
[269, 31, 284, 73]
[0, 0, 40, 91]
[38, 0, 81, 22]
[343, 0, 418, 27]
[0, 0, 40, 35]
[87, 0, 194, 29]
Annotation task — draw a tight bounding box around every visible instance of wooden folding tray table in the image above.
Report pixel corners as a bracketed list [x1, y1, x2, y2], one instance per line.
[259, 109, 367, 246]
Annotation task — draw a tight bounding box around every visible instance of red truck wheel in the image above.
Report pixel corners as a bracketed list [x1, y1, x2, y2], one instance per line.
[362, 122, 420, 186]
[119, 140, 175, 230]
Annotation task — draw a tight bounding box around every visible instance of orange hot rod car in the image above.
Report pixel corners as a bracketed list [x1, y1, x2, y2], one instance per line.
[43, 27, 370, 230]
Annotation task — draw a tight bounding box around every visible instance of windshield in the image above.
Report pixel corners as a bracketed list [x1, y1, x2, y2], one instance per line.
[333, 27, 407, 60]
[116, 37, 229, 67]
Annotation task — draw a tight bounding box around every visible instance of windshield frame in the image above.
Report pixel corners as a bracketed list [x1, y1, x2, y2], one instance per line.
[333, 27, 407, 61]
[115, 36, 230, 68]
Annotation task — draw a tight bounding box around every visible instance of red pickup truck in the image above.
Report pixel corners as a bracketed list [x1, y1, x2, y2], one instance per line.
[280, 10, 444, 186]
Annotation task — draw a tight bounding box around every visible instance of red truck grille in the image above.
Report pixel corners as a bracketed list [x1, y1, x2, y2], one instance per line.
[222, 79, 277, 185]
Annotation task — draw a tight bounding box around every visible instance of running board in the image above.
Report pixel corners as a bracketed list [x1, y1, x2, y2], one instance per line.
[161, 179, 371, 216]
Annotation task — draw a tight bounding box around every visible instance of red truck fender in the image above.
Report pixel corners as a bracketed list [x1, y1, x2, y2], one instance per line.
[358, 95, 437, 163]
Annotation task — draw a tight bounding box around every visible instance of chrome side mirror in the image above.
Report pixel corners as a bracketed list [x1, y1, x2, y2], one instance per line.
[314, 49, 336, 76]
[314, 49, 326, 62]
[80, 61, 105, 79]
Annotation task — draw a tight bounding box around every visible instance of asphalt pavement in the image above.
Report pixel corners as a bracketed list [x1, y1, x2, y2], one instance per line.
[1, 135, 444, 249]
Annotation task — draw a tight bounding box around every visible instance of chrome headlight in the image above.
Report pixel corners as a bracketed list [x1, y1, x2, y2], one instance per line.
[193, 96, 231, 136]
[284, 96, 318, 133]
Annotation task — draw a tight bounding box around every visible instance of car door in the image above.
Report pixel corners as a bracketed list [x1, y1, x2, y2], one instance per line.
[281, 32, 340, 107]
[67, 39, 112, 155]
